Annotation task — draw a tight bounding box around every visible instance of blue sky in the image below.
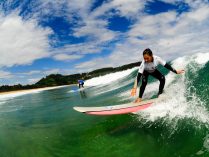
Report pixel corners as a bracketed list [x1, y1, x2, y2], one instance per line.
[1, 0, 209, 85]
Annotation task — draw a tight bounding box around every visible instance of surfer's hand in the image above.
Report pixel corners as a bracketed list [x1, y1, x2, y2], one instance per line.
[176, 69, 185, 74]
[131, 88, 137, 96]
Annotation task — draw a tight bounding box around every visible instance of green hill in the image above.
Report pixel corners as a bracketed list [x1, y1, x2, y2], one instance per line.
[0, 61, 140, 92]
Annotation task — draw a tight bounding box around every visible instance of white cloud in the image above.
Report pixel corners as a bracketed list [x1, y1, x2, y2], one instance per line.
[73, 19, 117, 42]
[20, 1, 70, 20]
[74, 42, 143, 72]
[75, 58, 112, 72]
[110, 0, 146, 17]
[43, 68, 60, 75]
[27, 78, 41, 84]
[92, 0, 146, 18]
[1, 0, 209, 83]
[7, 68, 64, 85]
[129, 11, 177, 37]
[0, 70, 13, 79]
[184, 5, 209, 22]
[71, 0, 145, 44]
[184, 0, 208, 9]
[53, 53, 83, 61]
[122, 3, 209, 60]
[0, 0, 144, 69]
[0, 13, 52, 68]
[19, 70, 41, 75]
[74, 2, 209, 71]
[51, 42, 105, 61]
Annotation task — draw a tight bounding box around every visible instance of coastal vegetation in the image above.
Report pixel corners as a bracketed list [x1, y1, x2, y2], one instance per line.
[0, 62, 140, 92]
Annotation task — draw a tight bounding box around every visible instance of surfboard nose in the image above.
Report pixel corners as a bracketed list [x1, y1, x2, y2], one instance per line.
[73, 107, 84, 112]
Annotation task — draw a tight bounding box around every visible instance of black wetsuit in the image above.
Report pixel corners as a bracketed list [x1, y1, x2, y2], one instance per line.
[136, 55, 177, 98]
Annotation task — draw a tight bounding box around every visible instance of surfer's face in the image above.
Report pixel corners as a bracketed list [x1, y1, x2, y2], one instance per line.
[143, 54, 153, 63]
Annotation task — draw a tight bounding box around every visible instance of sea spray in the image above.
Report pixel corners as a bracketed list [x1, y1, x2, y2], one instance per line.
[134, 53, 209, 132]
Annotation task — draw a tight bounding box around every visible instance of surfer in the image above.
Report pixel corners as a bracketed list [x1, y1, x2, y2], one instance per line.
[131, 48, 184, 103]
[78, 79, 84, 88]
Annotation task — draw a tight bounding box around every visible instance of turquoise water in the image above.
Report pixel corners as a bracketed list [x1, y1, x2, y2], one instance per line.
[0, 53, 209, 157]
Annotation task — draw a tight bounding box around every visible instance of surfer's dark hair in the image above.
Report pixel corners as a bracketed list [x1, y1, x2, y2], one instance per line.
[143, 48, 153, 56]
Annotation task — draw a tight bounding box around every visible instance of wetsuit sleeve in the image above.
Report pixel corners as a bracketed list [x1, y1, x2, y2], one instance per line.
[164, 63, 177, 74]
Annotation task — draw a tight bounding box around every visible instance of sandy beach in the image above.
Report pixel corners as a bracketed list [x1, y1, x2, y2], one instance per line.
[0, 85, 75, 97]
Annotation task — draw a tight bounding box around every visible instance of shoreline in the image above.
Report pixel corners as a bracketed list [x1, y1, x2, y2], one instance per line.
[0, 84, 77, 96]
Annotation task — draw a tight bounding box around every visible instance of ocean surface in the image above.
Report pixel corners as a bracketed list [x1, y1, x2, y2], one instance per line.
[0, 53, 209, 157]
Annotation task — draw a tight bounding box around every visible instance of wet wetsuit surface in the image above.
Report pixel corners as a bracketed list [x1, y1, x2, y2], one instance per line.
[136, 55, 177, 98]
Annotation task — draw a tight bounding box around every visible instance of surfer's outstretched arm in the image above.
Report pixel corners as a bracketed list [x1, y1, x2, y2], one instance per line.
[164, 63, 177, 73]
[164, 63, 185, 74]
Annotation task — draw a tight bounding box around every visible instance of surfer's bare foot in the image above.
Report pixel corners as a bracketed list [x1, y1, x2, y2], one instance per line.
[134, 98, 142, 103]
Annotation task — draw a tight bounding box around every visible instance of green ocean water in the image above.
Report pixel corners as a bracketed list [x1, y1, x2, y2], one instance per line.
[0, 54, 209, 157]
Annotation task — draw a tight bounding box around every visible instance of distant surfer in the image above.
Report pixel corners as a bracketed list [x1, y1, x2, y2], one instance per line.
[131, 48, 184, 103]
[78, 79, 84, 88]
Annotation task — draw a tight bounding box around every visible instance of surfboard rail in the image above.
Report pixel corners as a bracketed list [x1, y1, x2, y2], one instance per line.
[73, 98, 157, 115]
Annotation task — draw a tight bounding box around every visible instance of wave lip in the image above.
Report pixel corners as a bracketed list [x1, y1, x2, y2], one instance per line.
[85, 68, 137, 86]
[133, 53, 209, 130]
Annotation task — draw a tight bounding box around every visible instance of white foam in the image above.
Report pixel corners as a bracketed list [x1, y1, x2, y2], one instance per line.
[134, 56, 209, 128]
[0, 85, 69, 100]
[194, 52, 209, 65]
[68, 90, 76, 93]
[85, 68, 137, 86]
[0, 90, 40, 99]
[171, 55, 188, 69]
